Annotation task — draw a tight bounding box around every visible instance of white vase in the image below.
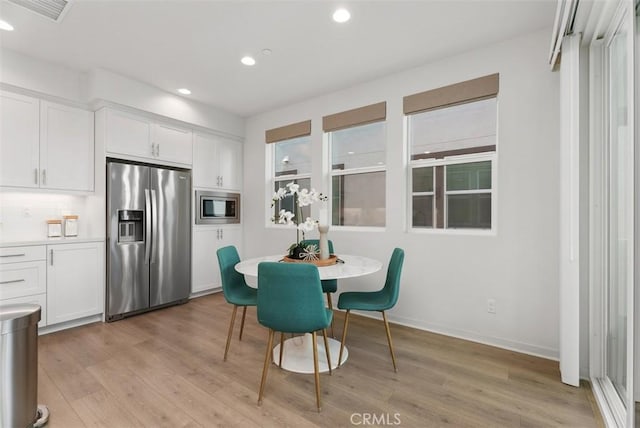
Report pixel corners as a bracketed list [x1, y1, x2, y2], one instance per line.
[318, 224, 330, 260]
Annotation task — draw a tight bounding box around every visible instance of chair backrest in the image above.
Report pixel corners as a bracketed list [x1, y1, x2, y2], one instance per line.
[381, 248, 405, 308]
[301, 239, 334, 254]
[257, 262, 329, 333]
[216, 246, 248, 299]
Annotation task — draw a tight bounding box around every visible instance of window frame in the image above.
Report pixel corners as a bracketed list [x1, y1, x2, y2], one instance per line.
[267, 135, 312, 229]
[327, 123, 387, 230]
[407, 104, 498, 235]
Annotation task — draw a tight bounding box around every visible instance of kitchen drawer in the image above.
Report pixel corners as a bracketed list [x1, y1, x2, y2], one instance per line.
[0, 245, 46, 264]
[0, 293, 47, 328]
[0, 260, 47, 299]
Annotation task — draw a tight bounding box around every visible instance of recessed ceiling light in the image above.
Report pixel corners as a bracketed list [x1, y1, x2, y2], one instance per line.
[423, 151, 431, 154]
[0, 20, 14, 31]
[348, 151, 355, 155]
[177, 88, 191, 95]
[377, 162, 384, 165]
[262, 49, 272, 56]
[241, 56, 256, 66]
[333, 8, 350, 23]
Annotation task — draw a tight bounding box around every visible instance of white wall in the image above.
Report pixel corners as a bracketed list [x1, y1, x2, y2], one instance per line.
[87, 68, 244, 138]
[0, 48, 88, 103]
[244, 28, 561, 359]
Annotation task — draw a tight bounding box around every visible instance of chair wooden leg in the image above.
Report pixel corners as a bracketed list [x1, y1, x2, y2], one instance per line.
[239, 306, 247, 340]
[381, 311, 398, 372]
[326, 293, 335, 338]
[321, 328, 332, 375]
[224, 305, 238, 361]
[278, 332, 285, 368]
[258, 329, 275, 405]
[338, 310, 350, 368]
[312, 331, 321, 412]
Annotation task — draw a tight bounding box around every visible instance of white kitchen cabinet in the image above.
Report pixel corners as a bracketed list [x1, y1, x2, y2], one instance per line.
[0, 245, 47, 327]
[193, 132, 242, 191]
[153, 123, 193, 165]
[102, 108, 192, 166]
[103, 108, 152, 158]
[47, 241, 104, 325]
[192, 225, 242, 293]
[40, 101, 94, 192]
[0, 91, 95, 192]
[0, 91, 41, 188]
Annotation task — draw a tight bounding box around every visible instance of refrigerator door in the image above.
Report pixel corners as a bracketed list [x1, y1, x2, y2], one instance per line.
[149, 167, 191, 307]
[106, 162, 150, 319]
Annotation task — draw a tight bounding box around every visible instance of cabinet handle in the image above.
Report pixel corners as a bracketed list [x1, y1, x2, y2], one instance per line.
[0, 279, 25, 285]
[220, 176, 223, 187]
[50, 249, 53, 266]
[221, 229, 223, 239]
[157, 143, 160, 157]
[35, 168, 39, 184]
[0, 253, 26, 258]
[42, 169, 47, 185]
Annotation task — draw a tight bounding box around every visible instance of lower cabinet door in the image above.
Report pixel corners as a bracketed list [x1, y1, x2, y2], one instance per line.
[192, 226, 241, 294]
[47, 242, 104, 325]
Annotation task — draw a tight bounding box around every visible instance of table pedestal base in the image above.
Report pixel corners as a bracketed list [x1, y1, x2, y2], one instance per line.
[272, 333, 348, 374]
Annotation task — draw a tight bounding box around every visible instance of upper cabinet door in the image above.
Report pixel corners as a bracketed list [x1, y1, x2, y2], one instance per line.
[216, 137, 242, 191]
[192, 133, 218, 188]
[152, 123, 192, 165]
[0, 91, 40, 188]
[193, 132, 242, 191]
[105, 109, 152, 159]
[39, 101, 94, 192]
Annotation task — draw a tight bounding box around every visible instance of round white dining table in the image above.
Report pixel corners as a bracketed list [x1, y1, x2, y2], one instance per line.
[234, 254, 382, 374]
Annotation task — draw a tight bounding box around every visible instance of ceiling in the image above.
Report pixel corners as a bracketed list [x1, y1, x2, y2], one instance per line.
[0, 1, 556, 118]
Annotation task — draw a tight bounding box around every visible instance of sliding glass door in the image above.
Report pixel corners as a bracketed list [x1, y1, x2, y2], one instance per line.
[589, 2, 636, 426]
[606, 12, 632, 405]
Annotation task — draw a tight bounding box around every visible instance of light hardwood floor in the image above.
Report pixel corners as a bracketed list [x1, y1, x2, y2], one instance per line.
[38, 293, 603, 427]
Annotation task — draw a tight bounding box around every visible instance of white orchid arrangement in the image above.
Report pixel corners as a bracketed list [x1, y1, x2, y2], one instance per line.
[271, 182, 327, 258]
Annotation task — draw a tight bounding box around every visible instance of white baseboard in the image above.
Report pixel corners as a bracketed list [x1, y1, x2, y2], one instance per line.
[38, 314, 102, 335]
[190, 287, 222, 299]
[343, 309, 559, 361]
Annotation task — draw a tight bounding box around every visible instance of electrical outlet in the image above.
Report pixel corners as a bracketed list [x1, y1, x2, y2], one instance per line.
[487, 298, 496, 314]
[23, 207, 32, 218]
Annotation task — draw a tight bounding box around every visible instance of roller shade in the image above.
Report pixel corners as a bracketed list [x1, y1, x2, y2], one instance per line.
[403, 74, 499, 115]
[323, 101, 386, 132]
[265, 120, 311, 144]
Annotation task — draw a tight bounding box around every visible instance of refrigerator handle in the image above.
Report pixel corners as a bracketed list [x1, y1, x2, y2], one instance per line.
[144, 189, 152, 264]
[151, 189, 159, 264]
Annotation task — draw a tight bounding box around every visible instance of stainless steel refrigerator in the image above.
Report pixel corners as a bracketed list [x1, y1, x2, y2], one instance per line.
[106, 160, 191, 321]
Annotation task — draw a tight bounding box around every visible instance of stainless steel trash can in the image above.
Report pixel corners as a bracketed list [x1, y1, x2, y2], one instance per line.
[0, 304, 41, 428]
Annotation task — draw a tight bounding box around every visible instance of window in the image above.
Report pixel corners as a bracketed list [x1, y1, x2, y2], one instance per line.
[324, 102, 386, 227]
[405, 74, 498, 230]
[271, 136, 311, 221]
[265, 121, 312, 222]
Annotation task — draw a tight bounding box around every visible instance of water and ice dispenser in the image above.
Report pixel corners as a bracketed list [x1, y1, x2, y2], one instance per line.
[118, 210, 144, 243]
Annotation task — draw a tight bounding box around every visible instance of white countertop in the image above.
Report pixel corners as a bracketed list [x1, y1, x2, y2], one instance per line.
[0, 237, 105, 248]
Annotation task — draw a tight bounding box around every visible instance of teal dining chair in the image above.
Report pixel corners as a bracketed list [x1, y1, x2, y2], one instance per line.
[337, 248, 404, 372]
[257, 262, 333, 412]
[301, 239, 337, 336]
[216, 245, 258, 361]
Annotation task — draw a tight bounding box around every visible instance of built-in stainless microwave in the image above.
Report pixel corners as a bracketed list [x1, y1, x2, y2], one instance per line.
[195, 190, 240, 224]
